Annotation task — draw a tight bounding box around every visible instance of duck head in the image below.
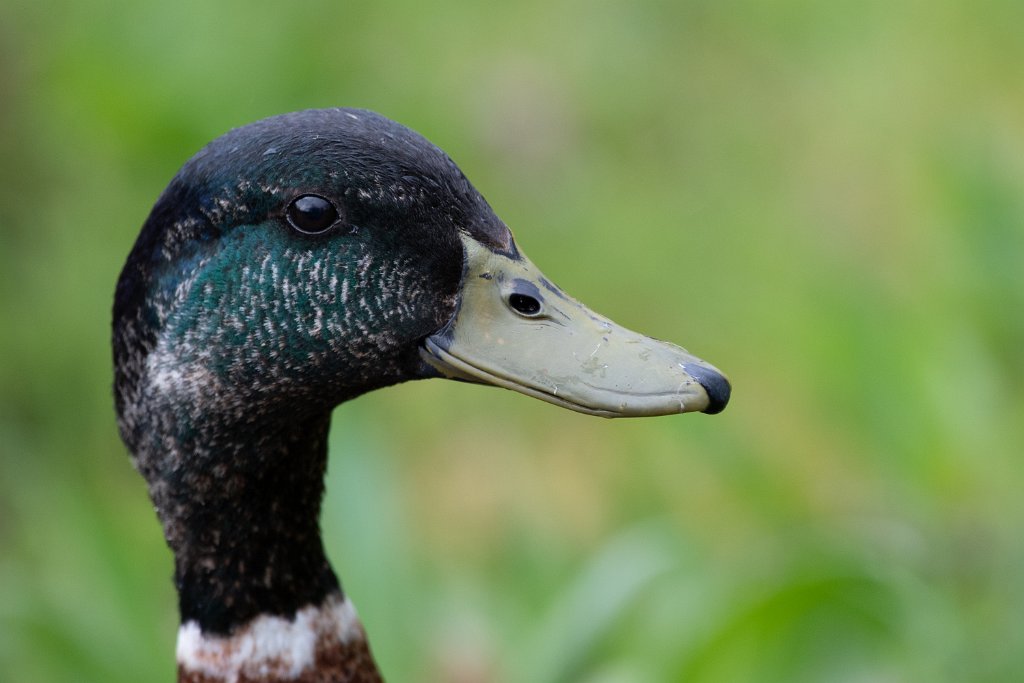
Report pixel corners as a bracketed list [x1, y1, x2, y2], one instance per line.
[112, 108, 729, 681]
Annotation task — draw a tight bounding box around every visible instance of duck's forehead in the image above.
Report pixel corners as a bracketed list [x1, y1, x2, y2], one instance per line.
[188, 108, 515, 254]
[194, 109, 461, 198]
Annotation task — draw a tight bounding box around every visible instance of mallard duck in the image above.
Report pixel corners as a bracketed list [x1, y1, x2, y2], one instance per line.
[112, 108, 730, 683]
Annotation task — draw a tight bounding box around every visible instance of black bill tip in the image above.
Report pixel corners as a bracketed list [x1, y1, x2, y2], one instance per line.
[683, 363, 732, 415]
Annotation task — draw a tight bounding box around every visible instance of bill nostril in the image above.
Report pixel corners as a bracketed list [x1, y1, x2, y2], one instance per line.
[682, 363, 732, 414]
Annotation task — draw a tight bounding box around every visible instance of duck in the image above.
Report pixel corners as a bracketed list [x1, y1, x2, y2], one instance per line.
[112, 108, 731, 683]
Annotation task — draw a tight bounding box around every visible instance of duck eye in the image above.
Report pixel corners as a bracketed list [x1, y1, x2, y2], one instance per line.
[508, 293, 542, 317]
[286, 194, 339, 234]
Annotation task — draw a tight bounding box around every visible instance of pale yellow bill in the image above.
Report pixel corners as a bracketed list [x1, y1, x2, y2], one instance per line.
[421, 235, 731, 418]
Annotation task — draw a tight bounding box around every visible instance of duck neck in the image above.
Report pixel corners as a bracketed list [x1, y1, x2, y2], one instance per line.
[160, 410, 337, 630]
[136, 407, 383, 681]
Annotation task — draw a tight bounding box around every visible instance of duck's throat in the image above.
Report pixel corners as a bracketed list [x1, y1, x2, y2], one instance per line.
[136, 409, 383, 681]
[161, 412, 337, 630]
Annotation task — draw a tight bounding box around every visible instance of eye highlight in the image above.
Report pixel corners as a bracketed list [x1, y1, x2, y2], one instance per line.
[286, 194, 339, 234]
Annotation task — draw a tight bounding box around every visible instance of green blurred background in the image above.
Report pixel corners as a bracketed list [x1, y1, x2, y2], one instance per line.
[2, 1, 1022, 681]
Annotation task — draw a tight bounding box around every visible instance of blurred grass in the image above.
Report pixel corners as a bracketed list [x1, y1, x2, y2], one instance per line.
[1, 0, 1022, 681]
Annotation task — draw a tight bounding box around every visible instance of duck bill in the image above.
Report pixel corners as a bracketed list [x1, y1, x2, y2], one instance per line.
[420, 235, 730, 418]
